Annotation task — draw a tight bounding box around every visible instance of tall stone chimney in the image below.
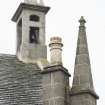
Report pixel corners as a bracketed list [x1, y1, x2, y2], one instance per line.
[42, 36, 70, 105]
[49, 37, 63, 65]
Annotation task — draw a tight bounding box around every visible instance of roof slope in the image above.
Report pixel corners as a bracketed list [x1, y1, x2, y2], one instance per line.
[0, 54, 43, 105]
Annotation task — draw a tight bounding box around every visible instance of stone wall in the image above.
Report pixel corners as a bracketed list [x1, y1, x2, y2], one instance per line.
[70, 94, 97, 105]
[42, 65, 70, 105]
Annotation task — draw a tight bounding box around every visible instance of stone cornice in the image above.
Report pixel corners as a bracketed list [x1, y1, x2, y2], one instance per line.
[12, 3, 50, 22]
[41, 65, 71, 77]
[70, 89, 99, 99]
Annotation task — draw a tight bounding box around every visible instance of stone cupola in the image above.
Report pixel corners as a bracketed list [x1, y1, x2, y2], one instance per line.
[12, 0, 50, 63]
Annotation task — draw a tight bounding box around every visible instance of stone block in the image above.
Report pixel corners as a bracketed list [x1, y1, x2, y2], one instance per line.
[43, 100, 49, 105]
[70, 94, 96, 105]
[42, 73, 51, 85]
[53, 71, 65, 84]
[53, 84, 65, 97]
[55, 98, 65, 105]
[43, 85, 51, 100]
[75, 54, 90, 65]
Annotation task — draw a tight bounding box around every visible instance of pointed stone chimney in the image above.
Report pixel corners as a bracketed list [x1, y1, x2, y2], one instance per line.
[72, 16, 94, 90]
[70, 16, 99, 105]
[49, 37, 63, 65]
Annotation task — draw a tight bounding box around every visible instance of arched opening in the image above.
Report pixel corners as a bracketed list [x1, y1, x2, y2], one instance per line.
[30, 15, 40, 22]
[29, 27, 39, 44]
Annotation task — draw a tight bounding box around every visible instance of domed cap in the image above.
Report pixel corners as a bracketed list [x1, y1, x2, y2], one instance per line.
[49, 37, 63, 47]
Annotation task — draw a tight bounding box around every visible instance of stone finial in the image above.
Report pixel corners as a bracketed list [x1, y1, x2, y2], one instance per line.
[79, 16, 86, 26]
[24, 0, 44, 5]
[38, 0, 44, 5]
[49, 37, 63, 65]
[24, 0, 38, 5]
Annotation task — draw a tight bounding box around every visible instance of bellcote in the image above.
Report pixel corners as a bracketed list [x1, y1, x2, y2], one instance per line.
[12, 1, 50, 63]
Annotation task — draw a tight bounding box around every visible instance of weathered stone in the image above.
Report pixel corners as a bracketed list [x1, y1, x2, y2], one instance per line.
[12, 3, 50, 63]
[70, 94, 97, 105]
[42, 65, 70, 105]
[70, 16, 99, 105]
[49, 37, 63, 65]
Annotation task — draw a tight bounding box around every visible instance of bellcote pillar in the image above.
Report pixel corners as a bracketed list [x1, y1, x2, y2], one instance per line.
[24, 0, 38, 4]
[24, 0, 45, 5]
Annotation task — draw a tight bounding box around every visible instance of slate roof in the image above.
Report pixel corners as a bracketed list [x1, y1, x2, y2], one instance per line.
[0, 54, 43, 105]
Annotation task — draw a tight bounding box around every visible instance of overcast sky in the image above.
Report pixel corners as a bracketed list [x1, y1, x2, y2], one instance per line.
[0, 0, 104, 105]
